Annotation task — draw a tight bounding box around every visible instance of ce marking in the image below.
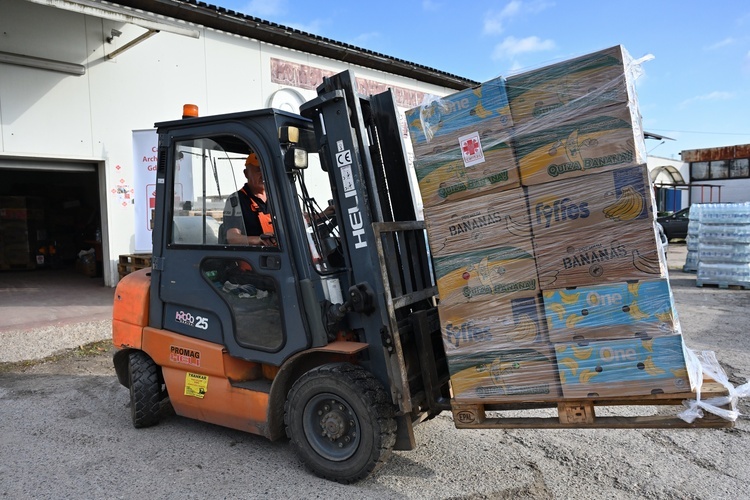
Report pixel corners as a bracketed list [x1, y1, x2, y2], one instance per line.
[336, 150, 352, 168]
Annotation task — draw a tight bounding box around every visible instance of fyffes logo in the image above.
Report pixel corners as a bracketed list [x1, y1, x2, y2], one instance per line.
[535, 197, 590, 228]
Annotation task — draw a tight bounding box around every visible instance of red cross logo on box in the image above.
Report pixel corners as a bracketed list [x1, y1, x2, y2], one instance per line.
[459, 131, 485, 167]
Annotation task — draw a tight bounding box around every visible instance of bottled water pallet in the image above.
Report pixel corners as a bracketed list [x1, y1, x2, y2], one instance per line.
[696, 279, 750, 290]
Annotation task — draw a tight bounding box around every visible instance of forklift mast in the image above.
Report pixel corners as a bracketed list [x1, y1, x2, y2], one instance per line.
[301, 71, 447, 416]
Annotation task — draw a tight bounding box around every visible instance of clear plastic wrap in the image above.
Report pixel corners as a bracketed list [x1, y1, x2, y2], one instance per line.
[405, 45, 744, 420]
[679, 350, 750, 423]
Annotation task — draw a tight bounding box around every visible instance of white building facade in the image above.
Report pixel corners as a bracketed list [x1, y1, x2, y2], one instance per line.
[0, 0, 474, 285]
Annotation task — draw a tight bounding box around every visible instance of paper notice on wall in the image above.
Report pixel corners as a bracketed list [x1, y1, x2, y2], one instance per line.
[133, 129, 158, 253]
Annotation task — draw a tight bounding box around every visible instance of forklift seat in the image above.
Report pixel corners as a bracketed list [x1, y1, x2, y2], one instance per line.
[172, 215, 220, 245]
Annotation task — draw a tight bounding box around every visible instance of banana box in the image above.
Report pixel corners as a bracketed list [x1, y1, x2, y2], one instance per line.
[439, 295, 548, 353]
[424, 187, 531, 257]
[413, 142, 520, 208]
[506, 45, 638, 130]
[542, 279, 681, 343]
[449, 345, 562, 403]
[533, 222, 667, 289]
[433, 241, 540, 306]
[526, 164, 655, 237]
[512, 103, 646, 187]
[406, 76, 513, 148]
[555, 335, 696, 398]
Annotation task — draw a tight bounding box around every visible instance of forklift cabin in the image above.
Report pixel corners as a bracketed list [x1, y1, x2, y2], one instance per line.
[113, 71, 450, 483]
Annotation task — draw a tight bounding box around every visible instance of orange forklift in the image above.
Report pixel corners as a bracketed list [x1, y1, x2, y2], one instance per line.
[112, 70, 730, 483]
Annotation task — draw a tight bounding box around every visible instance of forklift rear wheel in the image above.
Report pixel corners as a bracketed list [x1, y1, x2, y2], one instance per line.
[284, 363, 396, 483]
[129, 351, 164, 428]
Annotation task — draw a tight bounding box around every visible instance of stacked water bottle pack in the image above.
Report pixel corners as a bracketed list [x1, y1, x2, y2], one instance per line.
[691, 203, 750, 288]
[683, 214, 700, 273]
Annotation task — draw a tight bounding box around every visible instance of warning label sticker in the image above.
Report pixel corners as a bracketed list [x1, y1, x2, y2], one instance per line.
[459, 131, 485, 167]
[184, 372, 208, 399]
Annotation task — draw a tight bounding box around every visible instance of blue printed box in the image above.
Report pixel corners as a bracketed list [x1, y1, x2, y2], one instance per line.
[543, 279, 681, 342]
[555, 335, 696, 398]
[406, 76, 513, 147]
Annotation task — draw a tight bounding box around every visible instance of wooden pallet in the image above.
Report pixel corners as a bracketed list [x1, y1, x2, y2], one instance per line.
[117, 253, 152, 279]
[451, 379, 733, 429]
[696, 279, 750, 290]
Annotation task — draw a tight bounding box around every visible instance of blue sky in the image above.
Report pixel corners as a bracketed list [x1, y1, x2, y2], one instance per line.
[219, 0, 750, 161]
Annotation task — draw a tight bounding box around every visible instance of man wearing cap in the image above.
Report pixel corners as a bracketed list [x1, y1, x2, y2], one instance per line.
[223, 153, 276, 246]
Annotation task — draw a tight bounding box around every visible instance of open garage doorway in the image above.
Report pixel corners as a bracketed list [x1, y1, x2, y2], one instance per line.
[0, 159, 106, 284]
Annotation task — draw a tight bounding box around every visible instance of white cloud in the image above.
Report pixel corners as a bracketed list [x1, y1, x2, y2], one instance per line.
[483, 1, 554, 35]
[422, 0, 443, 11]
[483, 0, 523, 35]
[491, 35, 555, 60]
[705, 38, 735, 50]
[679, 91, 735, 109]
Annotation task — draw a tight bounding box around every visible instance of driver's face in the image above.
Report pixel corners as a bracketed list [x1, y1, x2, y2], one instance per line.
[245, 165, 264, 193]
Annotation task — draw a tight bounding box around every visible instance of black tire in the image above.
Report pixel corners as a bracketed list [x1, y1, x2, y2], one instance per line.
[284, 363, 397, 483]
[128, 351, 164, 428]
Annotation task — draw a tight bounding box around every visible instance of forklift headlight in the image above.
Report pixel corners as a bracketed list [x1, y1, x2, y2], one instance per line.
[284, 147, 308, 170]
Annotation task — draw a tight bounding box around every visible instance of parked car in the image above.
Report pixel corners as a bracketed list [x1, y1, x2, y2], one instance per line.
[657, 207, 690, 240]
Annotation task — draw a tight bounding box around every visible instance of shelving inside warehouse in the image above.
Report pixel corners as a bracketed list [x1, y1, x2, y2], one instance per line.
[406, 44, 740, 422]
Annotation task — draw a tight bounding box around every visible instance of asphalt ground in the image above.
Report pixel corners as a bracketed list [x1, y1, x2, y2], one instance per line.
[1, 242, 749, 499]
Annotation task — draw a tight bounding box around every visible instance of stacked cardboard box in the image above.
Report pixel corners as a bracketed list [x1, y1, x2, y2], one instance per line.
[407, 45, 695, 403]
[0, 196, 44, 270]
[405, 76, 518, 207]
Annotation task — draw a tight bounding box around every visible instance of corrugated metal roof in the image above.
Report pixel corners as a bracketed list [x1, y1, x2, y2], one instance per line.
[110, 0, 479, 90]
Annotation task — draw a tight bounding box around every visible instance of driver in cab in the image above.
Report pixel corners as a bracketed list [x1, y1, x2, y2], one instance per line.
[223, 153, 276, 246]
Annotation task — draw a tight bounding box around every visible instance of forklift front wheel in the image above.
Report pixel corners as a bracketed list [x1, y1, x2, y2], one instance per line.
[284, 363, 396, 483]
[128, 351, 165, 428]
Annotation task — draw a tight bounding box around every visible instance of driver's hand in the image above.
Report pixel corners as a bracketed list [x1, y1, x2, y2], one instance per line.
[260, 233, 277, 246]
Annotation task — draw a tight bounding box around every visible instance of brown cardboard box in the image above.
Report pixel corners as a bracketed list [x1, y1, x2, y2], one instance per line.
[412, 141, 520, 208]
[433, 239, 540, 306]
[506, 45, 638, 130]
[424, 187, 531, 257]
[513, 102, 646, 187]
[406, 76, 513, 151]
[533, 221, 667, 289]
[406, 76, 520, 208]
[439, 295, 548, 353]
[526, 164, 656, 238]
[448, 344, 562, 403]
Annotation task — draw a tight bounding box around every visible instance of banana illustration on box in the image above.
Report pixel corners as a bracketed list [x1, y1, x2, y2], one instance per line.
[571, 344, 593, 360]
[655, 311, 673, 323]
[557, 289, 581, 304]
[643, 355, 666, 376]
[632, 249, 662, 274]
[547, 302, 566, 322]
[627, 302, 649, 321]
[510, 314, 539, 343]
[505, 215, 531, 237]
[579, 369, 599, 384]
[559, 357, 579, 376]
[602, 185, 645, 221]
[566, 313, 583, 329]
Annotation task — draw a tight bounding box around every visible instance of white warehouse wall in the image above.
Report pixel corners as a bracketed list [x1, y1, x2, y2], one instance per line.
[0, 0, 453, 285]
